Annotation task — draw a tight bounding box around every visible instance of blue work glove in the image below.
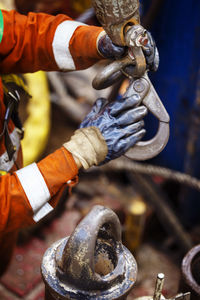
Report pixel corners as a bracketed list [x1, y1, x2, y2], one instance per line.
[80, 93, 147, 164]
[97, 33, 126, 59]
[142, 31, 159, 72]
[97, 30, 159, 72]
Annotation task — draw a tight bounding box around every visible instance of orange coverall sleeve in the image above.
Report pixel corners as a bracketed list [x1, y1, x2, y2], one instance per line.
[0, 147, 78, 234]
[0, 10, 103, 74]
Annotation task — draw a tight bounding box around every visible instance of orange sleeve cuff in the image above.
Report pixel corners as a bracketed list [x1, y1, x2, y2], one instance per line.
[37, 147, 78, 197]
[70, 26, 103, 70]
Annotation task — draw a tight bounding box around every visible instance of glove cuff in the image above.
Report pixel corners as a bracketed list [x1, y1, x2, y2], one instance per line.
[63, 127, 108, 169]
[96, 30, 107, 58]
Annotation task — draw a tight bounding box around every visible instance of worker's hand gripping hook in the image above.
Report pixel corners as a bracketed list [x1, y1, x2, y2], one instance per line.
[93, 23, 170, 161]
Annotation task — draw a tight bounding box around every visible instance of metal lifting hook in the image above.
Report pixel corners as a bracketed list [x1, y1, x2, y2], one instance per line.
[125, 74, 169, 161]
[92, 0, 170, 161]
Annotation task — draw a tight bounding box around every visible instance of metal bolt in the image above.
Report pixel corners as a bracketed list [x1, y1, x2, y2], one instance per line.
[133, 79, 146, 93]
[41, 205, 137, 299]
[139, 37, 149, 46]
[153, 273, 165, 300]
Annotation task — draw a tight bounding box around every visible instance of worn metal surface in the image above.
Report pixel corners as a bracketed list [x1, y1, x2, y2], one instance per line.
[153, 273, 165, 300]
[92, 25, 148, 90]
[124, 25, 147, 76]
[92, 56, 133, 90]
[181, 245, 200, 300]
[92, 0, 169, 161]
[41, 205, 137, 299]
[125, 74, 169, 160]
[92, 0, 140, 45]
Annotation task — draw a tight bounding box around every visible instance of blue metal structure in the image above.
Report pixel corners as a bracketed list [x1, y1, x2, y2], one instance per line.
[142, 0, 200, 170]
[141, 0, 200, 225]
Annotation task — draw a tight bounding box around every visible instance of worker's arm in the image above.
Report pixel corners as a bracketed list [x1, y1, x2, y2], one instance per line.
[0, 9, 104, 73]
[0, 86, 147, 233]
[0, 10, 158, 74]
[0, 147, 78, 234]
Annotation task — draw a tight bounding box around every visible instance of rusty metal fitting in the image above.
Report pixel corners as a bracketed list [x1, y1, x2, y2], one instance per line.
[182, 244, 200, 299]
[41, 205, 137, 299]
[92, 0, 140, 46]
[125, 25, 147, 48]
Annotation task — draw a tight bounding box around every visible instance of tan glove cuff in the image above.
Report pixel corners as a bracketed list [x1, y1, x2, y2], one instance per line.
[63, 127, 108, 169]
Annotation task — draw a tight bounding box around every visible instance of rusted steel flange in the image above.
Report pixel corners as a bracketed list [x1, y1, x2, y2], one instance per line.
[41, 205, 137, 299]
[182, 244, 200, 299]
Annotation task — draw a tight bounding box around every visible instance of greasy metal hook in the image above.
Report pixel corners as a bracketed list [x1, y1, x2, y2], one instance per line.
[125, 74, 170, 161]
[92, 26, 147, 91]
[92, 24, 170, 161]
[93, 70, 170, 161]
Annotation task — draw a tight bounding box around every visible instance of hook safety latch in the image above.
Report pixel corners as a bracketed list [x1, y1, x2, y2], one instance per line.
[124, 73, 170, 161]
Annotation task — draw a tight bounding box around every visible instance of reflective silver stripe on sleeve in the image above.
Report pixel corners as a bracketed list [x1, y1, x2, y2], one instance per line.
[16, 163, 52, 221]
[52, 20, 86, 71]
[33, 203, 53, 222]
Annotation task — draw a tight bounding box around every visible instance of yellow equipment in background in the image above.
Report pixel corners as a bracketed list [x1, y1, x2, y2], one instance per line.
[22, 72, 50, 166]
[1, 72, 51, 167]
[71, 0, 91, 14]
[0, 0, 51, 167]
